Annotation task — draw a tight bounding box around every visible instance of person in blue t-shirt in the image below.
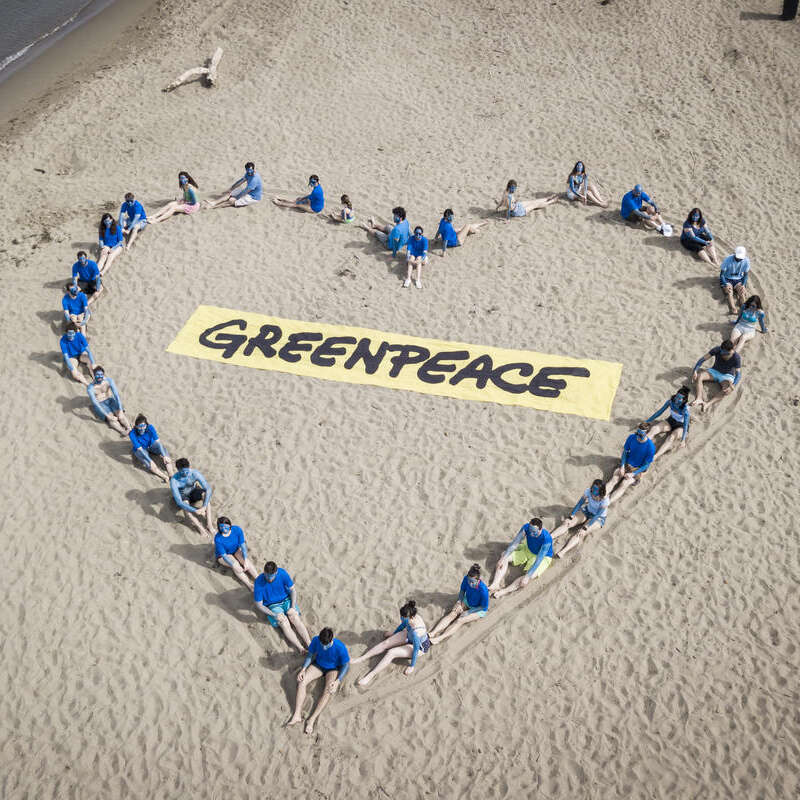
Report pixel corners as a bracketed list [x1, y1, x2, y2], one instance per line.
[552, 478, 610, 558]
[719, 246, 750, 314]
[434, 208, 488, 257]
[97, 213, 125, 275]
[488, 517, 554, 598]
[206, 161, 264, 209]
[213, 516, 259, 589]
[59, 323, 96, 384]
[404, 226, 428, 289]
[565, 161, 608, 207]
[362, 206, 411, 256]
[647, 386, 691, 463]
[429, 564, 489, 644]
[169, 457, 215, 536]
[691, 339, 741, 411]
[118, 192, 148, 250]
[680, 207, 718, 266]
[71, 251, 103, 304]
[352, 599, 430, 686]
[129, 414, 173, 481]
[288, 627, 350, 734]
[62, 283, 91, 334]
[253, 560, 311, 652]
[495, 179, 558, 221]
[273, 173, 324, 213]
[87, 365, 132, 436]
[605, 422, 657, 503]
[619, 184, 667, 233]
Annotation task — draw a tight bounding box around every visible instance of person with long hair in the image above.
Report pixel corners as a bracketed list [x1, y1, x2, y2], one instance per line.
[487, 517, 553, 598]
[680, 207, 718, 266]
[646, 386, 691, 462]
[149, 171, 201, 223]
[729, 294, 767, 352]
[328, 194, 354, 223]
[213, 517, 260, 590]
[253, 561, 311, 652]
[59, 322, 96, 385]
[97, 213, 124, 274]
[428, 564, 489, 644]
[552, 478, 610, 557]
[495, 179, 558, 221]
[565, 161, 608, 207]
[129, 414, 172, 482]
[273, 174, 325, 213]
[434, 208, 488, 256]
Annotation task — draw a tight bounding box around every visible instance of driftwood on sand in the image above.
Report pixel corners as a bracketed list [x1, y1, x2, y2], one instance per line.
[162, 47, 223, 92]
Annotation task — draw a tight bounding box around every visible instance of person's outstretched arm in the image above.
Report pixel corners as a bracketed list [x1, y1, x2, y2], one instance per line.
[106, 376, 122, 407]
[228, 175, 245, 193]
[288, 584, 299, 610]
[693, 352, 711, 374]
[646, 400, 670, 423]
[86, 384, 106, 418]
[632, 448, 654, 475]
[758, 310, 768, 333]
[502, 526, 526, 559]
[194, 471, 213, 506]
[681, 407, 690, 441]
[170, 477, 192, 512]
[569, 496, 584, 517]
[525, 543, 549, 577]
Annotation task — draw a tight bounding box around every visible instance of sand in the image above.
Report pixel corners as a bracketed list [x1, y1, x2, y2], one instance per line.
[1, 0, 799, 797]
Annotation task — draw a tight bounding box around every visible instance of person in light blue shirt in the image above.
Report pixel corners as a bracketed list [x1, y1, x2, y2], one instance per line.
[605, 422, 657, 503]
[213, 516, 259, 589]
[97, 213, 125, 274]
[362, 206, 411, 256]
[488, 517, 553, 598]
[273, 173, 324, 213]
[495, 179, 558, 221]
[565, 161, 608, 207]
[404, 226, 428, 289]
[552, 478, 610, 558]
[59, 323, 96, 384]
[253, 561, 310, 652]
[287, 627, 350, 734]
[118, 192, 148, 250]
[87, 365, 132, 436]
[730, 294, 767, 352]
[129, 414, 172, 481]
[71, 251, 103, 304]
[620, 183, 666, 232]
[719, 246, 751, 314]
[62, 283, 91, 334]
[434, 208, 488, 257]
[429, 564, 489, 644]
[169, 457, 215, 536]
[206, 161, 264, 209]
[646, 386, 691, 463]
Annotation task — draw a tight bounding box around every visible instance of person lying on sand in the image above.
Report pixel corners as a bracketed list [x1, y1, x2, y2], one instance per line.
[565, 161, 608, 207]
[214, 516, 259, 590]
[646, 386, 691, 463]
[495, 179, 559, 221]
[169, 457, 215, 537]
[680, 207, 718, 266]
[118, 192, 148, 250]
[253, 561, 311, 652]
[205, 161, 263, 210]
[352, 599, 430, 686]
[71, 251, 103, 305]
[97, 213, 124, 275]
[434, 208, 488, 256]
[690, 339, 741, 411]
[328, 193, 354, 223]
[287, 627, 350, 734]
[60, 323, 96, 385]
[404, 226, 428, 289]
[552, 478, 609, 558]
[620, 183, 667, 233]
[730, 295, 767, 353]
[273, 174, 324, 213]
[487, 517, 553, 598]
[62, 282, 91, 335]
[129, 414, 172, 482]
[87, 365, 132, 437]
[361, 206, 410, 256]
[149, 171, 201, 224]
[719, 246, 750, 315]
[605, 422, 656, 504]
[428, 563, 489, 644]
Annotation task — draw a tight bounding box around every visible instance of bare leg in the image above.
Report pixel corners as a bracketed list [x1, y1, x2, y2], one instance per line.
[734, 284, 747, 308]
[587, 186, 608, 207]
[305, 670, 338, 734]
[609, 474, 638, 503]
[96, 247, 111, 272]
[351, 631, 407, 664]
[429, 601, 463, 637]
[182, 509, 210, 537]
[455, 221, 489, 244]
[275, 613, 305, 652]
[652, 429, 682, 462]
[201, 504, 215, 535]
[149, 201, 182, 224]
[487, 556, 510, 594]
[691, 372, 710, 407]
[287, 665, 322, 726]
[218, 556, 253, 590]
[147, 459, 170, 482]
[69, 366, 90, 386]
[550, 513, 584, 541]
[604, 466, 626, 494]
[357, 644, 413, 686]
[703, 382, 734, 411]
[521, 195, 559, 212]
[707, 242, 719, 265]
[104, 413, 128, 436]
[493, 567, 543, 598]
[286, 608, 311, 648]
[556, 518, 602, 558]
[404, 260, 413, 287]
[429, 609, 483, 644]
[697, 249, 714, 266]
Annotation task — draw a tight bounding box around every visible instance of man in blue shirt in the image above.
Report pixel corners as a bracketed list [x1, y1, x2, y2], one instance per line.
[620, 183, 667, 233]
[62, 283, 91, 334]
[404, 226, 428, 289]
[206, 161, 264, 209]
[606, 422, 657, 502]
[272, 173, 324, 214]
[59, 323, 96, 384]
[169, 457, 215, 536]
[363, 206, 411, 257]
[488, 517, 554, 598]
[719, 246, 750, 314]
[129, 414, 172, 481]
[691, 339, 742, 411]
[71, 251, 103, 304]
[253, 561, 310, 652]
[287, 627, 350, 734]
[213, 517, 260, 589]
[118, 192, 148, 250]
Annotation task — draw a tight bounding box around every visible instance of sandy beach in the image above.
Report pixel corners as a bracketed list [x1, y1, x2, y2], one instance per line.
[1, 0, 799, 797]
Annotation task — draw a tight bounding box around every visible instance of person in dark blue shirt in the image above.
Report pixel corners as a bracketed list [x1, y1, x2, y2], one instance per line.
[62, 283, 91, 334]
[404, 226, 428, 289]
[620, 184, 667, 233]
[253, 561, 311, 652]
[71, 251, 103, 304]
[691, 339, 742, 411]
[605, 422, 657, 503]
[213, 517, 259, 589]
[59, 323, 96, 384]
[646, 386, 691, 463]
[288, 627, 350, 734]
[429, 564, 489, 644]
[118, 192, 148, 250]
[434, 208, 488, 257]
[273, 174, 324, 214]
[129, 414, 173, 481]
[97, 213, 125, 274]
[362, 206, 411, 256]
[488, 517, 553, 598]
[680, 207, 718, 266]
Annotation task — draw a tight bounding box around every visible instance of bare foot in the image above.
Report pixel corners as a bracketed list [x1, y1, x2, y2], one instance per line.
[304, 719, 316, 734]
[285, 715, 303, 728]
[357, 673, 373, 687]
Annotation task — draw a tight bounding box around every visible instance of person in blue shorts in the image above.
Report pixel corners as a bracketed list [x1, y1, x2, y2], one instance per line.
[71, 251, 103, 305]
[352, 599, 430, 686]
[129, 414, 173, 481]
[118, 192, 148, 250]
[495, 179, 558, 221]
[59, 323, 96, 385]
[362, 206, 410, 256]
[646, 385, 691, 463]
[730, 295, 767, 353]
[434, 208, 488, 257]
[719, 246, 750, 314]
[565, 160, 608, 207]
[404, 226, 428, 289]
[273, 174, 324, 213]
[97, 212, 125, 275]
[552, 478, 610, 557]
[213, 516, 259, 589]
[169, 457, 215, 536]
[691, 339, 741, 411]
[605, 421, 657, 503]
[488, 517, 553, 598]
[620, 183, 667, 233]
[680, 207, 718, 266]
[62, 282, 91, 334]
[206, 161, 263, 209]
[288, 627, 350, 734]
[87, 365, 132, 436]
[429, 563, 489, 644]
[253, 560, 310, 652]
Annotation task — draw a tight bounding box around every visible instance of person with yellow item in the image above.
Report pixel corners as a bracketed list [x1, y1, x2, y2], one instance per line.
[487, 517, 553, 598]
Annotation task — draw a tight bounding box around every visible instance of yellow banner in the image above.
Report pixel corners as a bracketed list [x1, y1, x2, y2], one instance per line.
[167, 306, 622, 419]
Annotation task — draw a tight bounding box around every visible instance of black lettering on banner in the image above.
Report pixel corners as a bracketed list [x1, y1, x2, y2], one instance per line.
[449, 355, 495, 389]
[386, 344, 431, 378]
[278, 331, 324, 363]
[490, 362, 535, 394]
[529, 366, 591, 397]
[344, 338, 389, 374]
[417, 350, 470, 385]
[199, 319, 247, 359]
[310, 336, 358, 367]
[243, 324, 283, 358]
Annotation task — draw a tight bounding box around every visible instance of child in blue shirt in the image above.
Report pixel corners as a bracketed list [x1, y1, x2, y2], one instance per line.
[129, 414, 172, 481]
[404, 226, 428, 289]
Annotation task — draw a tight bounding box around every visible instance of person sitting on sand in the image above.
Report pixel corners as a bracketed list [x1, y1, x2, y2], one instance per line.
[428, 563, 489, 644]
[362, 206, 410, 256]
[149, 171, 201, 224]
[620, 183, 667, 233]
[404, 226, 428, 289]
[273, 174, 324, 213]
[605, 422, 656, 503]
[495, 179, 559, 221]
[730, 295, 767, 353]
[487, 517, 553, 598]
[719, 246, 750, 314]
[352, 599, 430, 686]
[62, 283, 91, 334]
[118, 192, 148, 250]
[214, 517, 259, 590]
[680, 207, 718, 266]
[169, 457, 215, 537]
[253, 561, 311, 652]
[87, 365, 131, 437]
[565, 161, 608, 207]
[205, 161, 263, 210]
[60, 323, 96, 385]
[71, 251, 103, 305]
[434, 208, 488, 256]
[97, 213, 124, 274]
[645, 386, 691, 463]
[129, 414, 172, 482]
[328, 194, 354, 223]
[288, 627, 350, 734]
[690, 339, 741, 411]
[552, 478, 609, 558]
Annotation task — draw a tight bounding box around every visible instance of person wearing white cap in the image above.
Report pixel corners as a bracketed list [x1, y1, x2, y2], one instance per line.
[620, 183, 668, 233]
[718, 246, 750, 314]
